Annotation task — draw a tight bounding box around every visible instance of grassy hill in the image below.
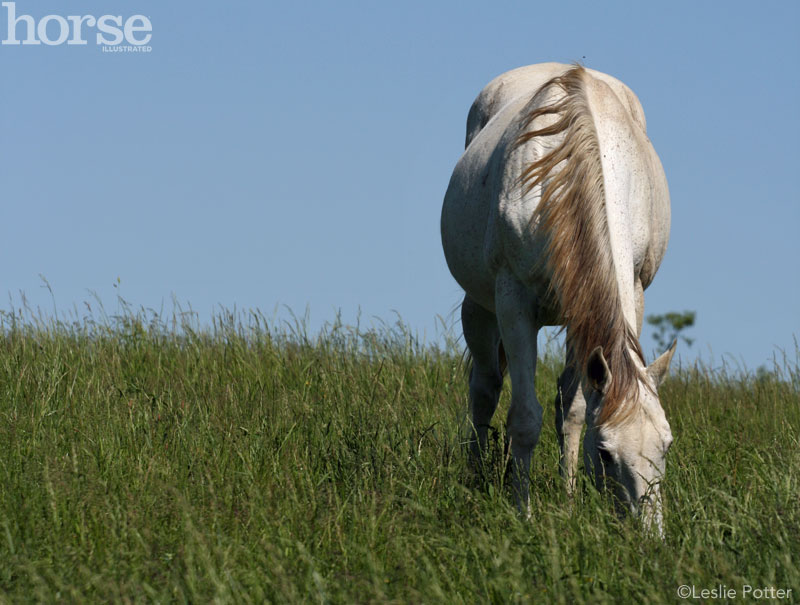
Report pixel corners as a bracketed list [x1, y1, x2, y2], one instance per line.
[1, 308, 798, 602]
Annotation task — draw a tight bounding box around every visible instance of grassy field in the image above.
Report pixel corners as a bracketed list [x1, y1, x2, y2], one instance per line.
[0, 305, 798, 603]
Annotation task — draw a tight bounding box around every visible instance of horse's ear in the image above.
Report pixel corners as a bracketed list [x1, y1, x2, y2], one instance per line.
[647, 339, 677, 388]
[587, 346, 612, 394]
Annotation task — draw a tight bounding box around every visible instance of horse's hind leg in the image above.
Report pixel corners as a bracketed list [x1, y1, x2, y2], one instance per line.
[461, 295, 503, 464]
[494, 270, 543, 516]
[554, 344, 586, 496]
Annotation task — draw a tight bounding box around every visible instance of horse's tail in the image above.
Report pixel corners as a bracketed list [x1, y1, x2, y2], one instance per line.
[514, 65, 645, 426]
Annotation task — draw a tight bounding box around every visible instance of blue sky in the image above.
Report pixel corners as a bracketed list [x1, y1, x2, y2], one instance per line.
[1, 1, 798, 370]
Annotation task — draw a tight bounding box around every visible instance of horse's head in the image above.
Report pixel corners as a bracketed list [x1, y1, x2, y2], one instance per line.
[582, 341, 677, 537]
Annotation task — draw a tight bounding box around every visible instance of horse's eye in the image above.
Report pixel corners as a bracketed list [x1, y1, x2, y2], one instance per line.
[598, 447, 614, 467]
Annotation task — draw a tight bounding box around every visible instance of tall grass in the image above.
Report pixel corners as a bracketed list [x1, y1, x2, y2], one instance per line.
[0, 303, 797, 603]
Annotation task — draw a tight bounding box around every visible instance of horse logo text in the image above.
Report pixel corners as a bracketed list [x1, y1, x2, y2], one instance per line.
[1, 2, 152, 48]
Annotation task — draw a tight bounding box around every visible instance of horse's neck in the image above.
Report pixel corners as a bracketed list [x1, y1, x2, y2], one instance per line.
[600, 165, 639, 337]
[590, 91, 641, 339]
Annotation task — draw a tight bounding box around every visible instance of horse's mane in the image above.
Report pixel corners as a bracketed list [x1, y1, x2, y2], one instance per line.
[514, 65, 646, 426]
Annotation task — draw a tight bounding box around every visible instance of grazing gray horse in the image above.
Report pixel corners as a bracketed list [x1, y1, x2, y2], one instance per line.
[441, 63, 675, 534]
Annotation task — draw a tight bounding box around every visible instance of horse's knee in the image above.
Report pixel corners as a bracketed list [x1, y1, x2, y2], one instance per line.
[507, 400, 543, 450]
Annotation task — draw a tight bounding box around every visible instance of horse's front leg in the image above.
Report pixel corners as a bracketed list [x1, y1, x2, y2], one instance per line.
[495, 270, 543, 516]
[461, 295, 503, 467]
[554, 344, 586, 496]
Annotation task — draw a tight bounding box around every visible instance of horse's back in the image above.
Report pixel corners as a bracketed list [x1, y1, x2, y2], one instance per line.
[465, 63, 648, 148]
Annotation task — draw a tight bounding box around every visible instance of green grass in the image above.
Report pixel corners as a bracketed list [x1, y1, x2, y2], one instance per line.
[0, 305, 798, 603]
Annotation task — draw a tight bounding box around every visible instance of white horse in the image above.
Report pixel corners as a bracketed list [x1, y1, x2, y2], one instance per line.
[441, 63, 676, 534]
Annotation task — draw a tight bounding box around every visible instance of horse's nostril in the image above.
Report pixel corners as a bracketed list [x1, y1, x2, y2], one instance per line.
[598, 447, 613, 467]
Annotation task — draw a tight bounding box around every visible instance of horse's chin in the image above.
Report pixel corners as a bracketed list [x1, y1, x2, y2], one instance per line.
[601, 476, 665, 539]
[637, 492, 665, 539]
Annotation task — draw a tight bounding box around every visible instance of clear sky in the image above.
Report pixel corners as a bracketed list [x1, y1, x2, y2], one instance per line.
[1, 1, 798, 370]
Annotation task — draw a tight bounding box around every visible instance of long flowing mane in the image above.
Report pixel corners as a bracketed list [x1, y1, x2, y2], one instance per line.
[514, 65, 646, 426]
